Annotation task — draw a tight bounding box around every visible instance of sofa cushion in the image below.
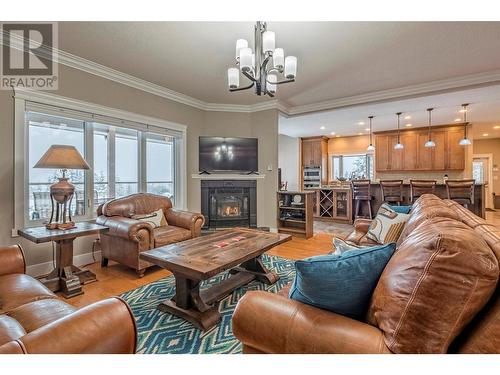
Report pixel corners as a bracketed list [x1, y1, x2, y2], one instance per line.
[153, 225, 192, 247]
[332, 237, 364, 255]
[389, 205, 412, 214]
[289, 243, 396, 320]
[0, 274, 55, 314]
[366, 204, 410, 244]
[0, 315, 26, 346]
[7, 298, 76, 333]
[102, 192, 172, 218]
[368, 217, 499, 353]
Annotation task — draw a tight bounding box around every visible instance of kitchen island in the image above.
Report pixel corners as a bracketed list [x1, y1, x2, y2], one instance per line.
[359, 181, 487, 219]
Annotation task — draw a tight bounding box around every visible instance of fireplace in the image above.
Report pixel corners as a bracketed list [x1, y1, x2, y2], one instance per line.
[201, 180, 257, 229]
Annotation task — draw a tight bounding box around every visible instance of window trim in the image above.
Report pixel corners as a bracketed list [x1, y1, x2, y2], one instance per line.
[13, 89, 187, 233]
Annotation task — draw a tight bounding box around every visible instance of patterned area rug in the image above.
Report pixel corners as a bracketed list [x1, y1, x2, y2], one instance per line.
[120, 254, 295, 354]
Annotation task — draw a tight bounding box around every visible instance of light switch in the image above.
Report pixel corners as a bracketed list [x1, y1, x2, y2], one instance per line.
[267, 164, 273, 171]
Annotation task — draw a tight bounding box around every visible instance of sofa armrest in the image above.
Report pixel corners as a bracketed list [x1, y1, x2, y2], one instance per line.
[232, 291, 391, 354]
[165, 209, 205, 237]
[96, 215, 153, 244]
[10, 297, 137, 354]
[0, 245, 25, 276]
[354, 218, 373, 233]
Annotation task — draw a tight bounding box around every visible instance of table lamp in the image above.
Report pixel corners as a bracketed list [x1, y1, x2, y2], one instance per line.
[34, 145, 90, 230]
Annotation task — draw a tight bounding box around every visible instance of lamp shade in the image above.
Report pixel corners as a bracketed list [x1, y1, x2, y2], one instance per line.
[227, 68, 239, 89]
[34, 145, 90, 170]
[285, 56, 297, 79]
[239, 47, 253, 72]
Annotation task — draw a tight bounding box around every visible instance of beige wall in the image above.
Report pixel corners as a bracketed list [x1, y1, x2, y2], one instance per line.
[0, 63, 279, 271]
[278, 134, 300, 191]
[473, 138, 500, 194]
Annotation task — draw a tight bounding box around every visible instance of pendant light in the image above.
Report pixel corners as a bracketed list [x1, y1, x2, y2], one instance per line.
[367, 115, 375, 152]
[459, 103, 472, 146]
[394, 112, 404, 149]
[424, 108, 436, 148]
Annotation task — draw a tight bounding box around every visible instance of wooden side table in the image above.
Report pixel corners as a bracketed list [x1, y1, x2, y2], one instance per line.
[18, 222, 109, 298]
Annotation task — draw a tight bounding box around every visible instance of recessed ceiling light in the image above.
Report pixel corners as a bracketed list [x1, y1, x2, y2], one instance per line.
[494, 126, 500, 129]
[483, 133, 489, 137]
[454, 118, 461, 122]
[459, 108, 468, 113]
[358, 132, 363, 135]
[330, 131, 335, 135]
[404, 116, 411, 120]
[405, 123, 412, 127]
[357, 122, 365, 125]
[320, 126, 325, 130]
[336, 135, 340, 138]
[365, 128, 370, 131]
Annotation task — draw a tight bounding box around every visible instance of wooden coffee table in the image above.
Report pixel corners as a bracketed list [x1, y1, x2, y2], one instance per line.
[140, 228, 291, 331]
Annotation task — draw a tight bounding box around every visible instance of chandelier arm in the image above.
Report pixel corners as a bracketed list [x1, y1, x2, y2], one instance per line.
[265, 77, 295, 85]
[229, 81, 255, 92]
[242, 70, 258, 82]
[267, 91, 275, 98]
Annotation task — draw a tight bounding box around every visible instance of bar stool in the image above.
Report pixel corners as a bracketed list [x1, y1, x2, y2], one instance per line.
[445, 179, 475, 209]
[380, 180, 404, 205]
[351, 179, 373, 219]
[409, 179, 437, 203]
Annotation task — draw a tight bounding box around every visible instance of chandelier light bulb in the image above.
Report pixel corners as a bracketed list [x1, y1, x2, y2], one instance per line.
[227, 68, 239, 89]
[285, 56, 297, 79]
[239, 47, 253, 72]
[262, 31, 275, 53]
[273, 48, 284, 69]
[235, 39, 248, 60]
[267, 74, 277, 94]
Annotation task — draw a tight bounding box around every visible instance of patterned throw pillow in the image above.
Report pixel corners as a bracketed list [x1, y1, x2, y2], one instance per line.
[366, 203, 409, 244]
[332, 237, 364, 255]
[132, 208, 167, 228]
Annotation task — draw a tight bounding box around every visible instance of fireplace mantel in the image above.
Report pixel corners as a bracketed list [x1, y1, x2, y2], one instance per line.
[191, 173, 266, 180]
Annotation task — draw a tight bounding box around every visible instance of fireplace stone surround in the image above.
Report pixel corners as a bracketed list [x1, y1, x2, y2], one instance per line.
[201, 180, 257, 230]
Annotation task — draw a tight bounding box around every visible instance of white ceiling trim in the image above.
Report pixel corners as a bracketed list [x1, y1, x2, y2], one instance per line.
[286, 70, 500, 116]
[3, 31, 500, 116]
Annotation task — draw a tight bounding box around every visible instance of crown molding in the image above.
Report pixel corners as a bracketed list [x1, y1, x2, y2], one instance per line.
[287, 70, 500, 116]
[3, 30, 500, 117]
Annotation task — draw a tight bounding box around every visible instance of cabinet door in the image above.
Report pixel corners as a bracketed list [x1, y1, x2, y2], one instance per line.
[417, 132, 432, 170]
[312, 141, 322, 166]
[432, 130, 446, 170]
[302, 140, 313, 166]
[389, 135, 404, 171]
[447, 129, 465, 170]
[375, 135, 390, 171]
[402, 133, 417, 170]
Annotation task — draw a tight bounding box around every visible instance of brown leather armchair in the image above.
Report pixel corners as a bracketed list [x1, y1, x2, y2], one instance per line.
[0, 245, 137, 354]
[233, 194, 500, 354]
[97, 193, 205, 277]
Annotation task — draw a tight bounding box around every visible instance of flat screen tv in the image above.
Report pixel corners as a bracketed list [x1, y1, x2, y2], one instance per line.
[199, 137, 258, 173]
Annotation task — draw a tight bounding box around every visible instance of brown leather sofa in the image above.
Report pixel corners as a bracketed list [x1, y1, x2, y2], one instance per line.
[97, 193, 204, 277]
[0, 245, 137, 354]
[233, 194, 500, 353]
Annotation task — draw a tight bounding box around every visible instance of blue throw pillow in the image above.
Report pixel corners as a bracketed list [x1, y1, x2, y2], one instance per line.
[289, 243, 396, 320]
[390, 205, 411, 214]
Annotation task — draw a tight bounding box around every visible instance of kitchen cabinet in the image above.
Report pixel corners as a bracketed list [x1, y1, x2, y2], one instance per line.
[301, 136, 329, 185]
[374, 125, 466, 172]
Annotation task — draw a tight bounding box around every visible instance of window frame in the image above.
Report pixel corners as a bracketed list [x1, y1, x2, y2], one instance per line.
[14, 89, 187, 232]
[331, 153, 374, 180]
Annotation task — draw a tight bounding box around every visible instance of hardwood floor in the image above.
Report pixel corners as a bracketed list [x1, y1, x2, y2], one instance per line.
[66, 212, 500, 309]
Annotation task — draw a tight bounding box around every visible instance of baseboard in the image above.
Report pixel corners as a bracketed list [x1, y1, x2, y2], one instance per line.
[26, 250, 102, 278]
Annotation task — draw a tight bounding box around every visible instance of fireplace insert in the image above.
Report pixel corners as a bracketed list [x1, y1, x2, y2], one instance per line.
[201, 180, 256, 229]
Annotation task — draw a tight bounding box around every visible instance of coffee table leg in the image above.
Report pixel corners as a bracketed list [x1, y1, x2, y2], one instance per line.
[158, 275, 221, 331]
[240, 256, 280, 285]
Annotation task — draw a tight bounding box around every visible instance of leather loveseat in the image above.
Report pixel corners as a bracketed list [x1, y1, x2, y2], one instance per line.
[0, 245, 137, 354]
[97, 193, 205, 277]
[233, 194, 500, 353]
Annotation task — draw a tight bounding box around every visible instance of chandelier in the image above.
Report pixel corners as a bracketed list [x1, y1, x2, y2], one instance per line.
[227, 21, 297, 97]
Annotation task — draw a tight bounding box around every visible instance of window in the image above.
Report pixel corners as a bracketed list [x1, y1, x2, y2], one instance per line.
[27, 112, 86, 221]
[331, 154, 374, 180]
[23, 104, 183, 226]
[146, 133, 175, 200]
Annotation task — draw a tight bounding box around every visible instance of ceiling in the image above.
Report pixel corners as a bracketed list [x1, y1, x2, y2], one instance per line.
[58, 22, 500, 107]
[279, 85, 500, 139]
